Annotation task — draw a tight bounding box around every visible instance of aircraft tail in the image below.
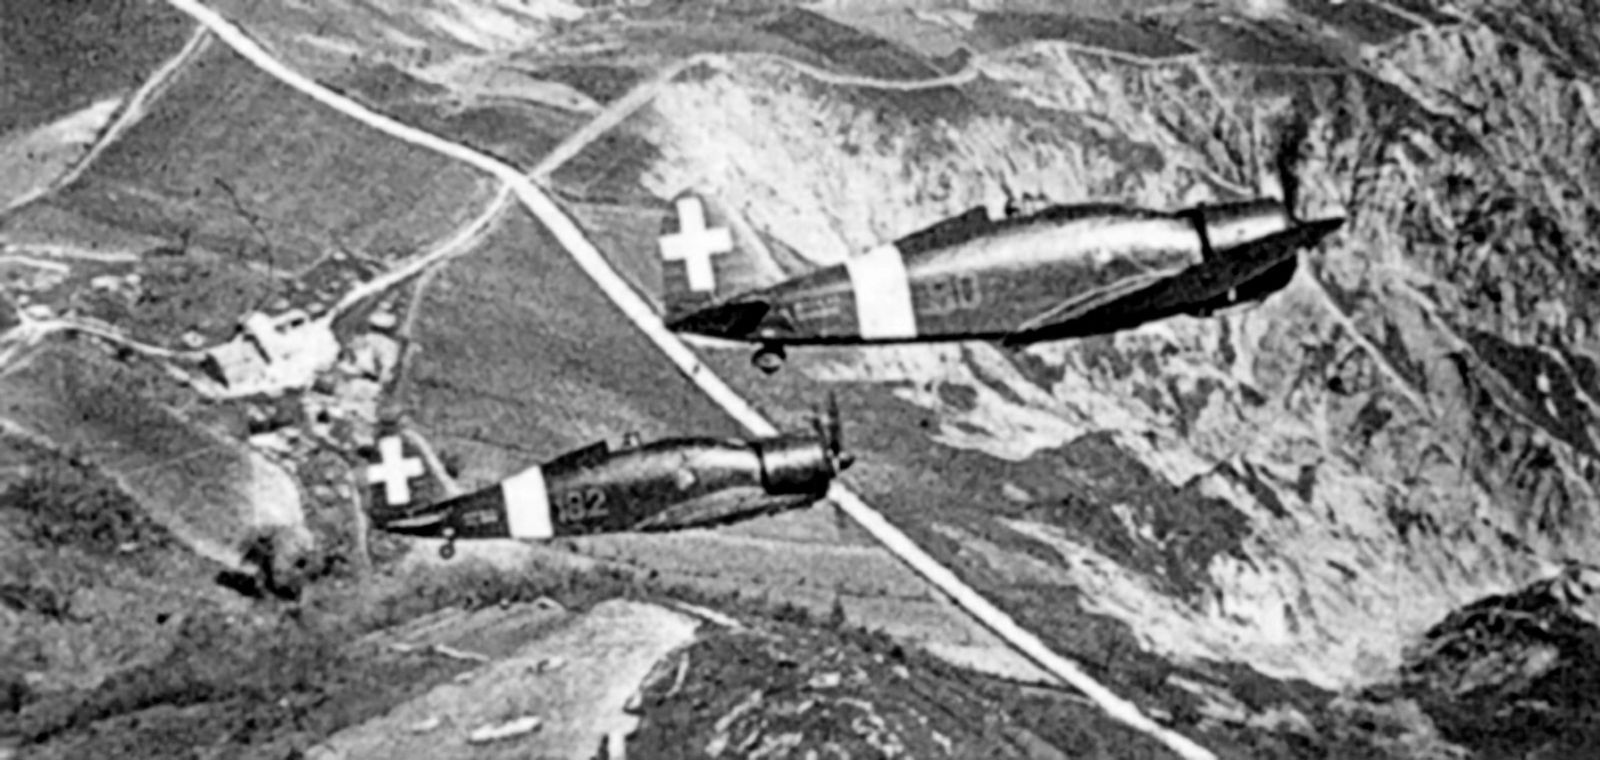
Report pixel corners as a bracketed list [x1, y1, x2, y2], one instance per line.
[656, 191, 780, 321]
[359, 429, 451, 521]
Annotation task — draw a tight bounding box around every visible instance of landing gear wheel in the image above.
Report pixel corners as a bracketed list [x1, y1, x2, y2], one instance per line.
[752, 345, 786, 375]
[439, 528, 457, 560]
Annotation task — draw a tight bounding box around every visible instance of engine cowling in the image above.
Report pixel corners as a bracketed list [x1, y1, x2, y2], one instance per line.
[1195, 199, 1293, 257]
[755, 435, 835, 496]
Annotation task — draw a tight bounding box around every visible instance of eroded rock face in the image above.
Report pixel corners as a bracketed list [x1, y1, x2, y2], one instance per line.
[1390, 563, 1600, 756]
[639, 3, 1600, 694]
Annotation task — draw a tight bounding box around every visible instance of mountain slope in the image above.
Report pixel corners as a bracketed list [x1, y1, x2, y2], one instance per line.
[6, 1, 1600, 757]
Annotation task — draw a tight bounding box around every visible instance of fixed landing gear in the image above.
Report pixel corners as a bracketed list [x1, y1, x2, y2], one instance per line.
[752, 344, 786, 375]
[1191, 286, 1242, 319]
[439, 528, 456, 560]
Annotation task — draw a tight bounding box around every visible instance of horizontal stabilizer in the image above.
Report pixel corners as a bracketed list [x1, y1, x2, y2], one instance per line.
[664, 297, 773, 337]
[657, 192, 777, 321]
[381, 510, 450, 531]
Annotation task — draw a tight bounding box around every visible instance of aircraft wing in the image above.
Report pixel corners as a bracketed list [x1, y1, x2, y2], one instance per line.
[380, 510, 451, 531]
[1005, 272, 1172, 343]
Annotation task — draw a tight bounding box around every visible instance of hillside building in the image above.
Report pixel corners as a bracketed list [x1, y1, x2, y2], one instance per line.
[201, 310, 340, 396]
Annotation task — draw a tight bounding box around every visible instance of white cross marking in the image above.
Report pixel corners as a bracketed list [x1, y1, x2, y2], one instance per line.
[658, 196, 733, 292]
[368, 435, 425, 507]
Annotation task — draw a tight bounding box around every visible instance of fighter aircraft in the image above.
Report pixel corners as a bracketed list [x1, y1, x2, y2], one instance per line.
[362, 398, 853, 559]
[656, 184, 1344, 374]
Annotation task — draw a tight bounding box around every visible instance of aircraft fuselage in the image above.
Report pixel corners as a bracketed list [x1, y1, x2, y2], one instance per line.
[665, 199, 1343, 364]
[374, 433, 836, 552]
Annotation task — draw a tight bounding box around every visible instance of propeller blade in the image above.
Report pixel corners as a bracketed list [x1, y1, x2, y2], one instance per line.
[803, 392, 853, 475]
[825, 391, 854, 472]
[1274, 112, 1310, 223]
[826, 392, 842, 456]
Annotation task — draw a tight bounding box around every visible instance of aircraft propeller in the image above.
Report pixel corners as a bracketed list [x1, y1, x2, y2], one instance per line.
[812, 391, 855, 475]
[1273, 113, 1310, 224]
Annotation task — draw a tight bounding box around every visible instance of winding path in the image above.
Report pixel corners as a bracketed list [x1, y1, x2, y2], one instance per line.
[530, 51, 982, 181]
[1, 27, 214, 217]
[329, 184, 514, 319]
[160, 3, 1219, 758]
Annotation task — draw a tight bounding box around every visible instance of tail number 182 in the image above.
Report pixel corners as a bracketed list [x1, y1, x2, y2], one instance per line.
[555, 488, 608, 524]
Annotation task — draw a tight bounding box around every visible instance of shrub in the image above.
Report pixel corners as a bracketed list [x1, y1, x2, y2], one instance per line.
[0, 454, 171, 558]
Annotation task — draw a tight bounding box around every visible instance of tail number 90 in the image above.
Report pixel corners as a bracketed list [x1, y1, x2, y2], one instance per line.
[920, 273, 982, 315]
[556, 488, 608, 524]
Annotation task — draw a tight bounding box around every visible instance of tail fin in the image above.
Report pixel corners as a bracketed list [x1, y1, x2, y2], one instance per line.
[656, 191, 777, 320]
[359, 430, 450, 519]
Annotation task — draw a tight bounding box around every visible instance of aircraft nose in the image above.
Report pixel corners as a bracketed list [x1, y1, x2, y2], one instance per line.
[1284, 216, 1346, 251]
[1302, 216, 1346, 238]
[757, 436, 838, 495]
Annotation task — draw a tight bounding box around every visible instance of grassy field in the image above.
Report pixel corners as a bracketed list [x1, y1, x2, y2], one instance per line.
[0, 0, 195, 135]
[402, 206, 739, 482]
[523, 64, 645, 104]
[973, 13, 1198, 59]
[811, 8, 973, 60]
[43, 41, 496, 274]
[0, 434, 244, 728]
[2, 443, 175, 563]
[330, 69, 584, 171]
[547, 133, 664, 206]
[7, 545, 1159, 759]
[13, 591, 470, 759]
[1154, 14, 1340, 68]
[556, 202, 673, 310]
[755, 8, 955, 79]
[0, 202, 171, 261]
[91, 251, 281, 347]
[1287, 0, 1422, 46]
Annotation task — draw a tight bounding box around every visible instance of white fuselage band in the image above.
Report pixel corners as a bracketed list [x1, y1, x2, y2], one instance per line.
[844, 244, 917, 340]
[499, 465, 554, 539]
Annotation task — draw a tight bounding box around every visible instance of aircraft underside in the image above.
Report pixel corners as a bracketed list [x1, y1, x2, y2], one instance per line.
[1000, 253, 1300, 346]
[633, 486, 816, 531]
[740, 253, 1300, 371]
